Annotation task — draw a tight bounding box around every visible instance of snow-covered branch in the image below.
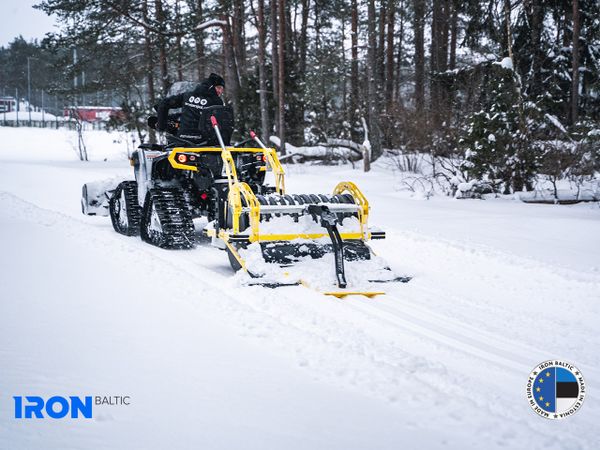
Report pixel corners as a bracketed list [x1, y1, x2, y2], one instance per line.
[325, 139, 364, 156]
[196, 19, 227, 31]
[269, 136, 359, 163]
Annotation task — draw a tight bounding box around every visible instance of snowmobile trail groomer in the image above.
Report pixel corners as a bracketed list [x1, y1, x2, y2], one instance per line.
[81, 85, 409, 297]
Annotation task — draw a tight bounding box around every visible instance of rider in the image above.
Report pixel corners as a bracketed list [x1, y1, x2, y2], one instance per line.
[155, 73, 225, 145]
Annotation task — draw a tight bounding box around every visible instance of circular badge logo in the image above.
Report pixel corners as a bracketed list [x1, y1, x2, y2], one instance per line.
[527, 360, 586, 419]
[200, 98, 208, 105]
[194, 97, 201, 104]
[188, 96, 195, 103]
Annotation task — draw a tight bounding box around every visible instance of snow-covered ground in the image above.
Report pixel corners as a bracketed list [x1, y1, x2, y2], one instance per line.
[1, 127, 599, 449]
[1, 110, 60, 121]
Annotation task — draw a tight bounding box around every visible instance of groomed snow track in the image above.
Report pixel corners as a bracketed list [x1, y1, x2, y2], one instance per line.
[1, 187, 599, 449]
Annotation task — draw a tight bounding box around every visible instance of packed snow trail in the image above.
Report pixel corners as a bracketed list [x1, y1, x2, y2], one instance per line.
[1, 128, 599, 449]
[1, 192, 440, 450]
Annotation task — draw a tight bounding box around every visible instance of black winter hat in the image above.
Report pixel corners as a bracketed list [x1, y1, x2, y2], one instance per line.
[207, 73, 225, 88]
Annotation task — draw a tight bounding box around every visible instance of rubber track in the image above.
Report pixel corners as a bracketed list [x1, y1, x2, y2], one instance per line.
[141, 188, 195, 249]
[110, 181, 142, 236]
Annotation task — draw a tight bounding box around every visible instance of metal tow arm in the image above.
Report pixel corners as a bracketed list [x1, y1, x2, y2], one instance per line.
[307, 205, 347, 289]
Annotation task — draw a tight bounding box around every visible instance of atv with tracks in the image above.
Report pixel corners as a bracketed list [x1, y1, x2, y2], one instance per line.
[82, 106, 409, 296]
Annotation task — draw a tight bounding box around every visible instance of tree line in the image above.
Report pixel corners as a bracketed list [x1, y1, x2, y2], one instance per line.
[1, 0, 598, 192]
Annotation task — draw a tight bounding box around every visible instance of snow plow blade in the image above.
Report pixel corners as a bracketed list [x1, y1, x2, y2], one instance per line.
[81, 179, 123, 216]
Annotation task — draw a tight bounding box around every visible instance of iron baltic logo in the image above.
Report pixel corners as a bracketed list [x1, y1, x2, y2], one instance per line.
[13, 396, 131, 419]
[527, 360, 586, 419]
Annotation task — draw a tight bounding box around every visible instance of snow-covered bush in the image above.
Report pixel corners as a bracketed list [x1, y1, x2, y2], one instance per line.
[385, 148, 425, 174]
[458, 62, 538, 194]
[451, 179, 494, 199]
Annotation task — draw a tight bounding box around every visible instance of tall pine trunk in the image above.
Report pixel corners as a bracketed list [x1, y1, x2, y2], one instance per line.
[271, 0, 279, 136]
[449, 0, 458, 70]
[367, 0, 382, 163]
[571, 0, 580, 124]
[385, 1, 395, 112]
[142, 0, 156, 143]
[413, 0, 425, 115]
[529, 0, 544, 97]
[504, 0, 514, 63]
[350, 0, 359, 140]
[175, 0, 184, 81]
[256, 0, 270, 139]
[219, 11, 241, 116]
[233, 0, 246, 76]
[277, 0, 286, 155]
[298, 0, 309, 142]
[193, 0, 205, 80]
[430, 0, 449, 129]
[299, 0, 309, 75]
[155, 0, 169, 94]
[396, 1, 405, 108]
[377, 0, 386, 94]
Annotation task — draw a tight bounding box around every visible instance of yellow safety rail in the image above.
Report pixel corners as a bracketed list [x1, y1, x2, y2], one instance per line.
[251, 232, 366, 241]
[228, 182, 261, 235]
[221, 148, 238, 188]
[168, 147, 372, 244]
[167, 146, 284, 193]
[333, 181, 370, 238]
[222, 179, 372, 244]
[219, 230, 371, 242]
[262, 147, 285, 194]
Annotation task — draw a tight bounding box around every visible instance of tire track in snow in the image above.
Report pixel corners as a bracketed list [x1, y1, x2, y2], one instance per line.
[4, 188, 598, 385]
[346, 290, 536, 371]
[376, 230, 600, 368]
[0, 191, 466, 405]
[161, 243, 598, 449]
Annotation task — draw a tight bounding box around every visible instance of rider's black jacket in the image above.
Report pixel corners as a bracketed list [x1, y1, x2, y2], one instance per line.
[156, 80, 224, 143]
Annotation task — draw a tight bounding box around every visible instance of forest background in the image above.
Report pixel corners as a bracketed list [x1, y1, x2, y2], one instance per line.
[1, 0, 599, 194]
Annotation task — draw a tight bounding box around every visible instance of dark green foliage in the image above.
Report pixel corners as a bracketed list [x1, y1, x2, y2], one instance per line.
[459, 62, 538, 193]
[579, 0, 600, 120]
[0, 0, 595, 181]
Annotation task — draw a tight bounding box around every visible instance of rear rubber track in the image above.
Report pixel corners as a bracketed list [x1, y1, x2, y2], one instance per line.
[140, 187, 195, 249]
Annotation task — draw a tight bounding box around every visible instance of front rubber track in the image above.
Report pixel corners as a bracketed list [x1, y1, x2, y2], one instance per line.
[109, 181, 142, 236]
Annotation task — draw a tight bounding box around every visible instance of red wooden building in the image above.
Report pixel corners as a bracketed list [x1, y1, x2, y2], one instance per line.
[64, 106, 124, 122]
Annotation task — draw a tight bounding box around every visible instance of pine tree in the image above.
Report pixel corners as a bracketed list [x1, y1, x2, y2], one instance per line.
[460, 62, 538, 193]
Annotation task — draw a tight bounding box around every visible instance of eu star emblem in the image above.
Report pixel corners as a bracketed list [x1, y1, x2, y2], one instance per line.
[533, 368, 556, 413]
